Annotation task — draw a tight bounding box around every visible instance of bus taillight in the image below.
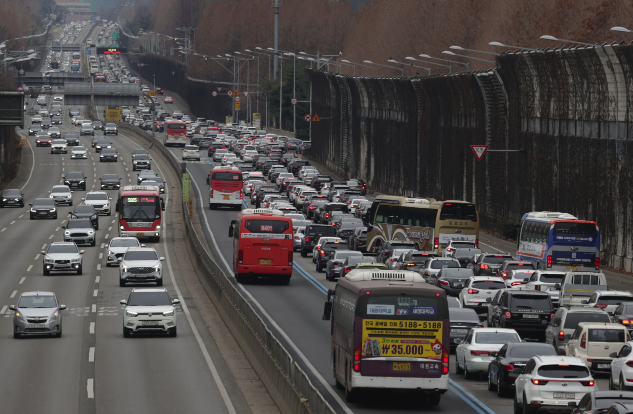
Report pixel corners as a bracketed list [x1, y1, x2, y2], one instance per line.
[547, 255, 552, 268]
[434, 237, 439, 249]
[210, 189, 214, 198]
[240, 190, 243, 200]
[288, 251, 293, 266]
[595, 257, 600, 270]
[354, 344, 361, 372]
[238, 249, 244, 264]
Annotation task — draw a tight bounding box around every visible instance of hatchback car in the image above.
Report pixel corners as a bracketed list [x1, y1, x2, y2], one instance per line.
[10, 292, 66, 338]
[566, 322, 629, 373]
[455, 327, 521, 379]
[63, 218, 96, 246]
[30, 198, 57, 219]
[121, 288, 179, 337]
[1, 189, 24, 207]
[119, 247, 165, 286]
[546, 306, 612, 355]
[609, 342, 633, 391]
[585, 291, 633, 314]
[573, 391, 633, 414]
[182, 145, 200, 160]
[80, 124, 94, 136]
[459, 276, 506, 313]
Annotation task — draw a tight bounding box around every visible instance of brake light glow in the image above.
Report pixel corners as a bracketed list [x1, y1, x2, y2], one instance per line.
[505, 364, 515, 372]
[580, 380, 595, 386]
[531, 379, 548, 385]
[405, 263, 416, 267]
[511, 282, 522, 286]
[470, 350, 495, 356]
[594, 303, 607, 309]
[480, 264, 489, 269]
[439, 280, 449, 286]
[468, 289, 479, 294]
[434, 237, 439, 249]
[505, 311, 512, 321]
[623, 320, 632, 324]
[580, 333, 586, 349]
[354, 344, 361, 372]
[320, 250, 325, 256]
[595, 257, 600, 270]
[475, 239, 479, 248]
[501, 272, 508, 278]
[547, 255, 552, 268]
[210, 189, 214, 198]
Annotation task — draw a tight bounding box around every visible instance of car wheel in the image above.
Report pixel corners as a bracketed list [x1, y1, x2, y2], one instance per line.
[13, 331, 20, 339]
[119, 279, 126, 287]
[56, 325, 62, 338]
[609, 369, 615, 390]
[91, 239, 96, 246]
[43, 265, 50, 276]
[77, 265, 82, 275]
[488, 368, 496, 391]
[123, 327, 130, 338]
[621, 374, 629, 391]
[344, 364, 356, 403]
[464, 361, 473, 379]
[522, 393, 532, 414]
[300, 248, 307, 258]
[316, 263, 322, 273]
[170, 327, 177, 337]
[513, 393, 523, 414]
[455, 357, 464, 374]
[156, 279, 163, 287]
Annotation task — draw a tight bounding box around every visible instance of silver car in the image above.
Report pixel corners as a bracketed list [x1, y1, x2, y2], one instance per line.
[80, 124, 94, 136]
[119, 247, 165, 287]
[294, 226, 306, 251]
[106, 237, 144, 266]
[63, 218, 96, 246]
[10, 292, 66, 338]
[71, 146, 88, 159]
[49, 185, 73, 206]
[82, 191, 112, 215]
[42, 241, 85, 275]
[51, 138, 67, 153]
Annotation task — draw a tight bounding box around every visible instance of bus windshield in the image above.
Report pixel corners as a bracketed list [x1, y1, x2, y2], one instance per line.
[121, 196, 160, 222]
[374, 204, 437, 227]
[212, 172, 242, 181]
[440, 203, 478, 221]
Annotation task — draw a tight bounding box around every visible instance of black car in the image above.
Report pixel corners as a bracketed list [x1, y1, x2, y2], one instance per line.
[376, 240, 420, 263]
[348, 227, 368, 251]
[448, 307, 481, 352]
[191, 134, 204, 146]
[300, 224, 338, 257]
[471, 253, 514, 275]
[397, 251, 440, 273]
[339, 255, 377, 278]
[337, 222, 362, 243]
[63, 171, 86, 191]
[99, 148, 118, 162]
[317, 202, 349, 224]
[100, 174, 121, 190]
[316, 240, 348, 272]
[64, 134, 79, 146]
[94, 139, 112, 153]
[487, 343, 557, 397]
[70, 204, 99, 229]
[312, 175, 332, 192]
[339, 189, 363, 204]
[453, 248, 483, 268]
[613, 303, 633, 334]
[572, 391, 633, 414]
[29, 124, 42, 136]
[436, 268, 475, 296]
[0, 189, 24, 207]
[290, 160, 310, 176]
[304, 198, 328, 219]
[490, 290, 553, 339]
[29, 198, 57, 219]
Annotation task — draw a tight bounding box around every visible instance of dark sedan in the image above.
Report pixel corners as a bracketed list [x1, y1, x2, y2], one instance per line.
[70, 205, 99, 229]
[65, 134, 79, 146]
[0, 189, 24, 207]
[29, 198, 57, 219]
[100, 174, 121, 190]
[571, 391, 633, 414]
[448, 307, 481, 352]
[487, 342, 556, 397]
[436, 268, 475, 296]
[99, 148, 118, 162]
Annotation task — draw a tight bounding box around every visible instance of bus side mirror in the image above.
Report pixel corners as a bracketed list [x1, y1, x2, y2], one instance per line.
[322, 301, 332, 321]
[228, 220, 236, 238]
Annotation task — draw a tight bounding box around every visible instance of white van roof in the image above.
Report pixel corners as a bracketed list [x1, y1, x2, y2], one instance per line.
[345, 269, 426, 283]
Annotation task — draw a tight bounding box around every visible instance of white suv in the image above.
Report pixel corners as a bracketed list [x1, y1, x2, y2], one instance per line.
[458, 276, 506, 313]
[119, 247, 165, 287]
[514, 355, 596, 413]
[121, 288, 179, 337]
[584, 291, 633, 314]
[82, 191, 112, 216]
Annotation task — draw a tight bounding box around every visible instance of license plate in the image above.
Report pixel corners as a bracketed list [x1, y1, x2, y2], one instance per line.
[568, 266, 578, 271]
[136, 233, 145, 237]
[451, 329, 469, 333]
[393, 362, 410, 371]
[142, 321, 159, 326]
[28, 324, 45, 328]
[223, 195, 230, 200]
[259, 259, 272, 265]
[454, 283, 464, 288]
[523, 314, 539, 319]
[553, 393, 575, 399]
[598, 364, 610, 369]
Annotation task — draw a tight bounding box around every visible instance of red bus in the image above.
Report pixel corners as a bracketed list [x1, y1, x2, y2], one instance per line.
[116, 185, 163, 242]
[163, 121, 187, 147]
[228, 209, 293, 284]
[208, 166, 243, 210]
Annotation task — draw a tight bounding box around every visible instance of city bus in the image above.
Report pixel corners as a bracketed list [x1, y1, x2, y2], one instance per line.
[115, 185, 163, 242]
[71, 52, 80, 60]
[163, 120, 187, 147]
[209, 166, 243, 210]
[228, 209, 293, 284]
[322, 269, 449, 404]
[70, 60, 80, 73]
[105, 105, 121, 121]
[365, 196, 479, 254]
[516, 211, 600, 272]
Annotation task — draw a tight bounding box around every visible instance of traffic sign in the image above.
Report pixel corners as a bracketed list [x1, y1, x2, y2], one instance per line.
[290, 97, 298, 105]
[227, 90, 233, 96]
[312, 113, 321, 122]
[212, 91, 217, 97]
[217, 87, 222, 92]
[243, 91, 250, 97]
[471, 145, 488, 161]
[235, 96, 240, 102]
[235, 100, 241, 110]
[234, 90, 240, 96]
[148, 92, 158, 96]
[304, 114, 312, 122]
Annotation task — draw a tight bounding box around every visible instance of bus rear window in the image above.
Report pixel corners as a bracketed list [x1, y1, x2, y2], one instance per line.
[439, 203, 478, 221]
[360, 295, 445, 319]
[167, 123, 186, 129]
[553, 222, 597, 236]
[244, 220, 289, 234]
[212, 172, 242, 181]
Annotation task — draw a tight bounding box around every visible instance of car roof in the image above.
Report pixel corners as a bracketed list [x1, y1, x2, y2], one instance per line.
[130, 288, 167, 293]
[21, 291, 55, 296]
[563, 307, 609, 314]
[471, 276, 504, 281]
[595, 291, 633, 297]
[578, 322, 626, 329]
[125, 247, 157, 252]
[52, 185, 71, 189]
[50, 241, 76, 246]
[534, 355, 586, 365]
[471, 327, 518, 333]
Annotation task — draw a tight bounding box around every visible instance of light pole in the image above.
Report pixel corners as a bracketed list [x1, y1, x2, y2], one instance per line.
[488, 41, 540, 51]
[237, 51, 259, 116]
[420, 53, 469, 71]
[363, 60, 404, 76]
[405, 57, 451, 73]
[449, 45, 500, 56]
[341, 59, 379, 76]
[253, 47, 272, 77]
[272, 0, 281, 79]
[442, 50, 496, 68]
[388, 58, 430, 75]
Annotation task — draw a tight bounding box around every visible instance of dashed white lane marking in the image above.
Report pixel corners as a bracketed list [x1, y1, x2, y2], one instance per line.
[19, 277, 25, 284]
[99, 253, 103, 259]
[96, 264, 101, 270]
[34, 254, 40, 260]
[89, 322, 95, 334]
[61, 220, 66, 224]
[125, 168, 128, 171]
[49, 235, 54, 239]
[104, 234, 108, 239]
[92, 304, 96, 312]
[89, 347, 95, 362]
[26, 265, 33, 272]
[19, 215, 23, 218]
[93, 289, 98, 297]
[10, 221, 15, 225]
[111, 220, 115, 224]
[55, 227, 60, 231]
[87, 379, 94, 398]
[0, 306, 6, 314]
[108, 226, 112, 231]
[41, 244, 46, 249]
[95, 276, 100, 283]
[0, 229, 5, 232]
[10, 291, 17, 298]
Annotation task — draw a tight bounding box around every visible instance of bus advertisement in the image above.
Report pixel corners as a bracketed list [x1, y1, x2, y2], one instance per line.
[209, 166, 243, 209]
[516, 211, 600, 272]
[105, 106, 121, 122]
[163, 121, 187, 147]
[228, 209, 293, 284]
[323, 270, 449, 404]
[116, 185, 163, 242]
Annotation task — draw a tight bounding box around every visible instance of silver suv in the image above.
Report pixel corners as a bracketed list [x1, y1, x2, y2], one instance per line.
[82, 191, 111, 215]
[49, 185, 73, 206]
[42, 242, 85, 275]
[119, 247, 165, 287]
[10, 292, 66, 338]
[63, 219, 96, 246]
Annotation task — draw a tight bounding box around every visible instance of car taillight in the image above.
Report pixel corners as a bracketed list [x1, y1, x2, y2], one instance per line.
[405, 263, 416, 267]
[324, 213, 329, 218]
[556, 331, 566, 342]
[505, 364, 515, 372]
[501, 272, 508, 278]
[470, 350, 495, 356]
[304, 237, 310, 242]
[480, 264, 489, 269]
[434, 237, 439, 249]
[446, 247, 454, 252]
[288, 251, 293, 266]
[238, 249, 244, 264]
[623, 320, 633, 325]
[475, 239, 479, 248]
[531, 379, 549, 385]
[320, 250, 325, 256]
[547, 255, 552, 268]
[354, 344, 361, 372]
[439, 280, 449, 286]
[511, 282, 522, 286]
[581, 333, 586, 348]
[626, 361, 633, 368]
[580, 380, 595, 386]
[467, 289, 479, 294]
[240, 190, 243, 200]
[595, 257, 600, 270]
[594, 303, 607, 309]
[535, 285, 541, 291]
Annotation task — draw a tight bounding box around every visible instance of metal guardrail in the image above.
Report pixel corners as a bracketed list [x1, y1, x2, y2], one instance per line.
[116, 121, 336, 414]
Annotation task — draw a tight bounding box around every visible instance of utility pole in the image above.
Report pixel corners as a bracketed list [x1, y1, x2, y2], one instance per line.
[279, 56, 282, 130]
[273, 0, 281, 80]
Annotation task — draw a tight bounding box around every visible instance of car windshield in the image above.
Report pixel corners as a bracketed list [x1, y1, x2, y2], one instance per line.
[597, 296, 633, 305]
[127, 292, 171, 306]
[509, 346, 556, 358]
[48, 244, 78, 254]
[125, 251, 159, 261]
[136, 155, 149, 160]
[3, 190, 20, 196]
[105, 123, 116, 128]
[474, 332, 521, 344]
[539, 273, 565, 284]
[74, 206, 94, 213]
[483, 256, 511, 264]
[67, 220, 92, 228]
[103, 174, 118, 180]
[51, 187, 69, 193]
[73, 147, 86, 151]
[472, 281, 506, 290]
[86, 193, 107, 200]
[111, 239, 140, 248]
[18, 295, 57, 308]
[563, 312, 611, 329]
[588, 329, 626, 342]
[67, 173, 83, 179]
[431, 260, 460, 269]
[537, 365, 590, 379]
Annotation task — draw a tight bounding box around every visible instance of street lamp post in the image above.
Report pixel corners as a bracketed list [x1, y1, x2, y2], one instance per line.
[405, 56, 451, 73]
[340, 59, 379, 76]
[363, 60, 404, 76]
[253, 47, 272, 78]
[449, 45, 500, 56]
[442, 50, 496, 68]
[488, 41, 540, 51]
[388, 58, 430, 75]
[420, 53, 469, 71]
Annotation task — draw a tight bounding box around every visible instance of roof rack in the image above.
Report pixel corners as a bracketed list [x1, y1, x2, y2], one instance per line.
[345, 269, 426, 283]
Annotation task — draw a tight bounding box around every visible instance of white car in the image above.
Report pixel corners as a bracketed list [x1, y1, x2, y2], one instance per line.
[50, 139, 67, 154]
[121, 288, 179, 337]
[524, 270, 566, 306]
[182, 145, 200, 160]
[119, 247, 165, 287]
[49, 185, 73, 206]
[455, 327, 521, 379]
[276, 172, 294, 186]
[242, 150, 258, 162]
[565, 322, 628, 373]
[82, 191, 112, 216]
[504, 269, 535, 288]
[514, 355, 596, 413]
[609, 340, 633, 390]
[42, 242, 85, 275]
[221, 153, 237, 166]
[442, 240, 477, 257]
[584, 291, 633, 314]
[106, 237, 144, 266]
[296, 189, 317, 207]
[459, 276, 506, 313]
[70, 146, 88, 159]
[32, 115, 42, 123]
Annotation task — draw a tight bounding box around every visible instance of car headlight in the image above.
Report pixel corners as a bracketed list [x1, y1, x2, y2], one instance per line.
[65, 231, 70, 235]
[121, 266, 128, 272]
[100, 155, 104, 158]
[2, 198, 5, 201]
[156, 225, 161, 230]
[15, 312, 25, 322]
[108, 250, 115, 257]
[120, 226, 124, 230]
[88, 230, 94, 235]
[49, 195, 54, 198]
[162, 309, 174, 317]
[71, 258, 81, 263]
[125, 310, 138, 317]
[50, 311, 59, 321]
[45, 258, 54, 264]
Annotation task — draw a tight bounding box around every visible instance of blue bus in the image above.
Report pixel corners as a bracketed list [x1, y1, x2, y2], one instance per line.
[516, 211, 600, 272]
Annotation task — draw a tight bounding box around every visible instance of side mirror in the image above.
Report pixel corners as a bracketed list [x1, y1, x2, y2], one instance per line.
[30, 204, 33, 207]
[41, 250, 45, 254]
[610, 352, 618, 358]
[9, 305, 15, 311]
[59, 305, 67, 310]
[61, 226, 65, 229]
[554, 283, 561, 290]
[141, 244, 146, 247]
[322, 301, 332, 320]
[172, 299, 181, 304]
[120, 300, 127, 305]
[229, 220, 236, 237]
[80, 250, 85, 254]
[159, 257, 165, 261]
[109, 198, 112, 200]
[82, 198, 85, 201]
[524, 278, 529, 282]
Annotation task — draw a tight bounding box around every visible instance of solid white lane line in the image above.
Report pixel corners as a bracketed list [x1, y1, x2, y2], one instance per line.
[26, 265, 33, 272]
[20, 138, 35, 192]
[89, 347, 95, 362]
[34, 254, 40, 260]
[89, 322, 95, 334]
[92, 304, 96, 312]
[95, 276, 100, 283]
[99, 253, 103, 259]
[19, 277, 25, 284]
[10, 290, 17, 298]
[87, 379, 94, 398]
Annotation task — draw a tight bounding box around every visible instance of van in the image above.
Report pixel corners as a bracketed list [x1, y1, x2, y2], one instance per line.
[558, 272, 608, 306]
